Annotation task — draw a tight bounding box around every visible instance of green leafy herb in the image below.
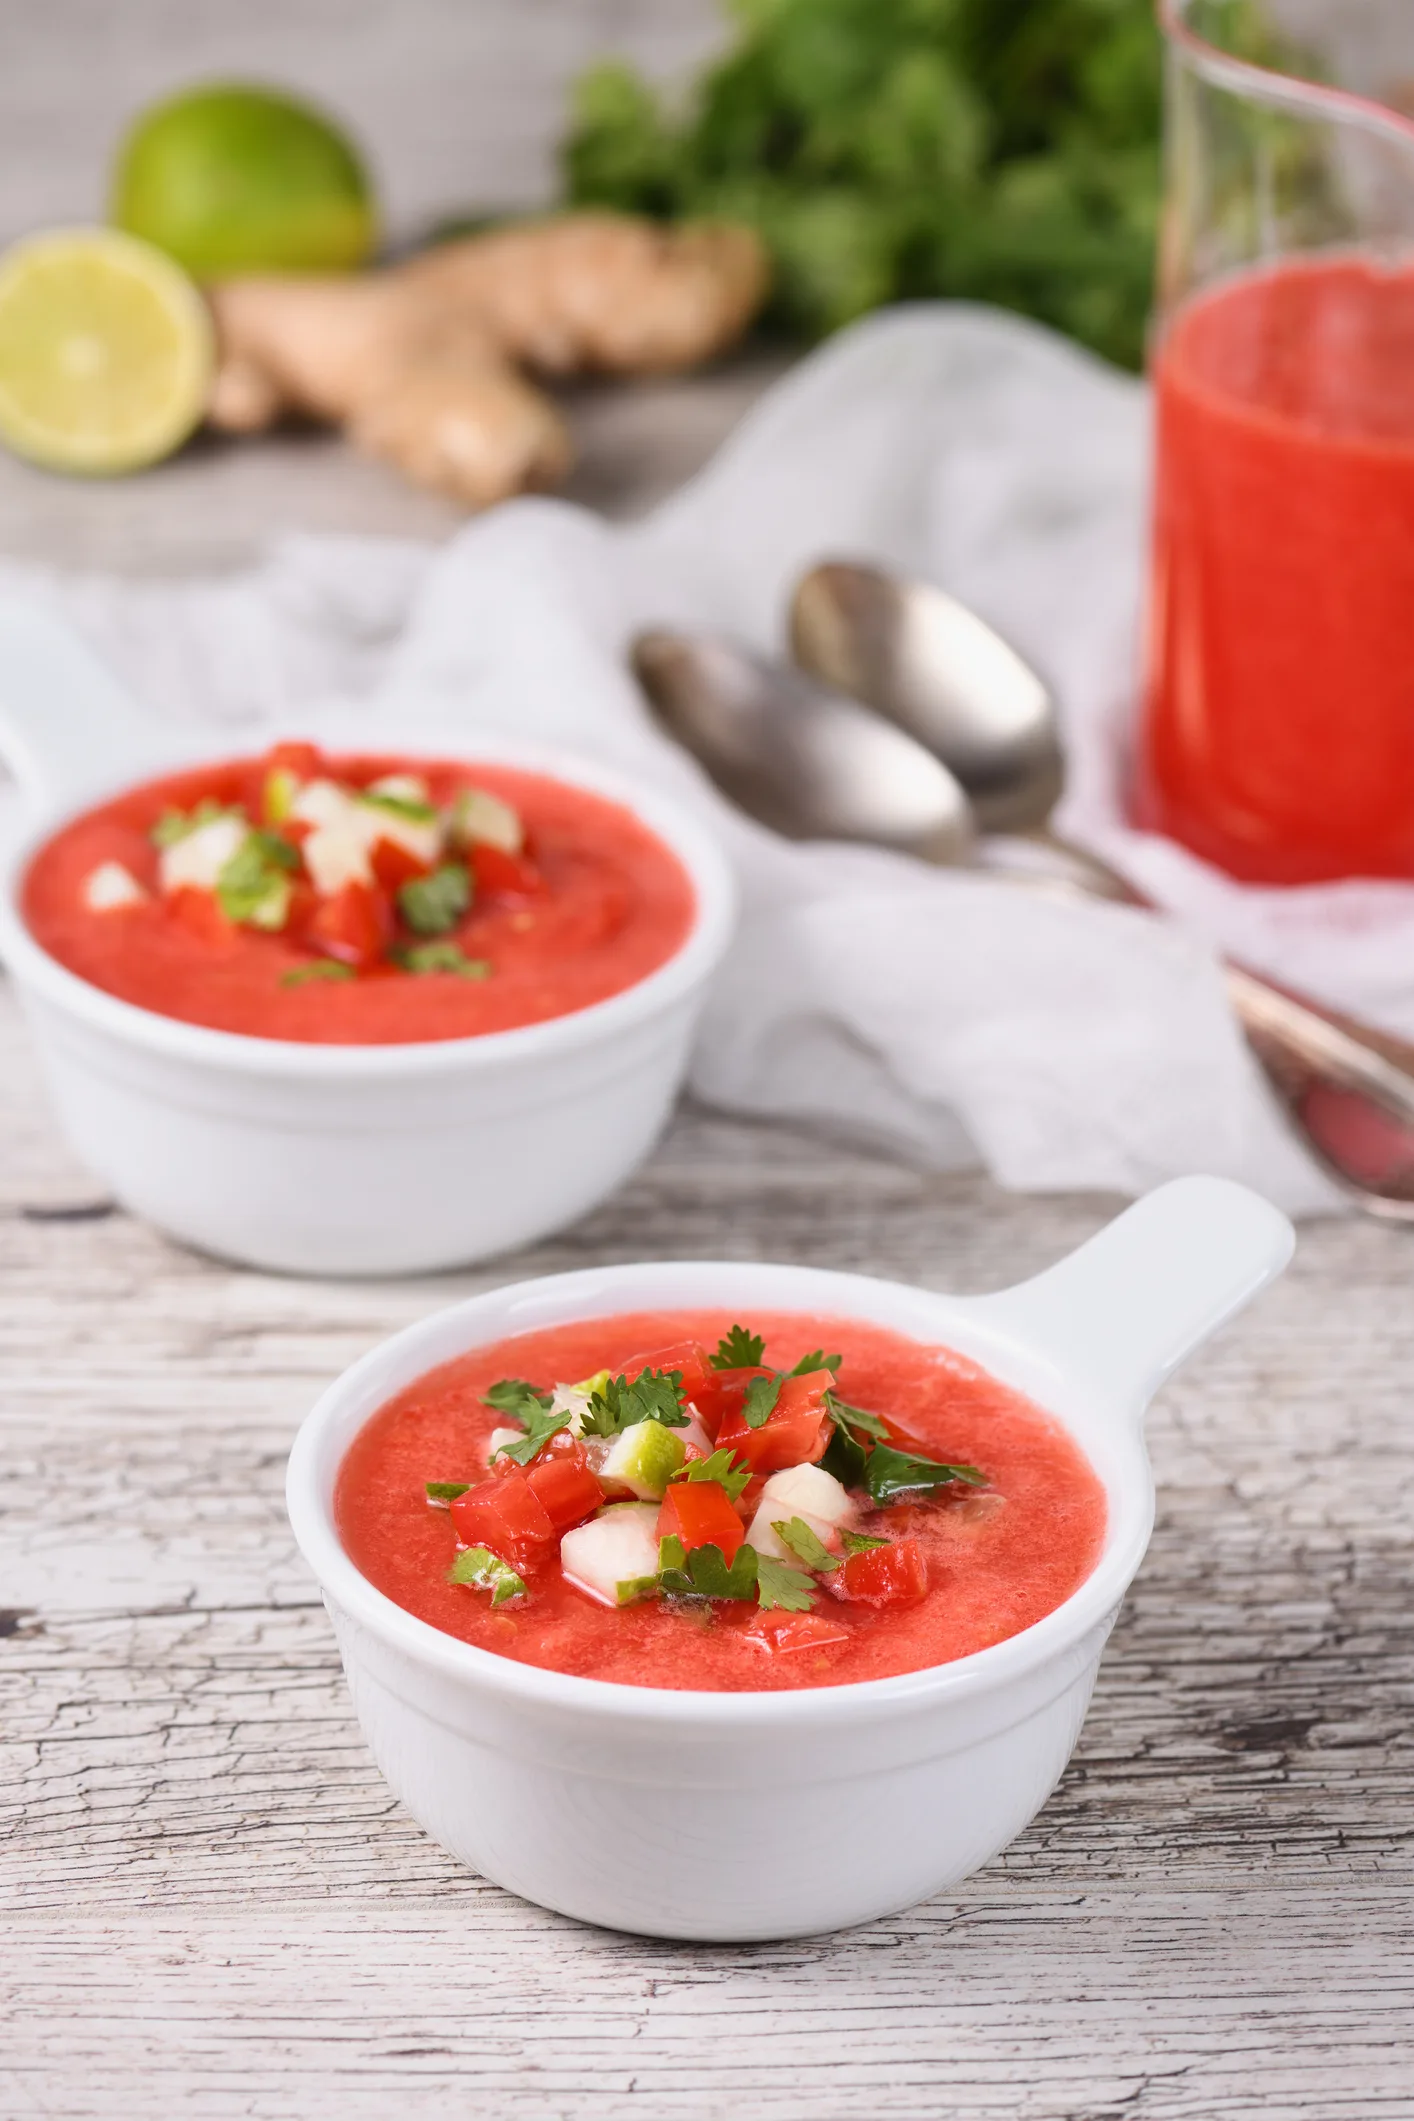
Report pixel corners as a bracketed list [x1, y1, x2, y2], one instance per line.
[394, 941, 490, 979]
[481, 1377, 571, 1465]
[741, 1373, 782, 1429]
[675, 1448, 751, 1504]
[820, 1391, 892, 1486]
[771, 1517, 839, 1571]
[447, 1544, 525, 1606]
[790, 1349, 842, 1376]
[755, 1555, 817, 1613]
[657, 1534, 759, 1603]
[216, 829, 300, 931]
[425, 1480, 472, 1504]
[865, 1445, 987, 1507]
[281, 959, 357, 987]
[710, 1324, 765, 1370]
[397, 861, 472, 936]
[841, 1529, 891, 1555]
[151, 798, 229, 848]
[563, 0, 1167, 368]
[578, 1368, 688, 1437]
[356, 789, 439, 823]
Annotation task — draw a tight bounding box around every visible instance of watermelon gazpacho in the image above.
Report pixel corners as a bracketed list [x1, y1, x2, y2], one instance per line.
[335, 1310, 1108, 1691]
[21, 743, 695, 1043]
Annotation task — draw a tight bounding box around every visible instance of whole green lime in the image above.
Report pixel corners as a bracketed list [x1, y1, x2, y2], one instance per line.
[111, 82, 378, 279]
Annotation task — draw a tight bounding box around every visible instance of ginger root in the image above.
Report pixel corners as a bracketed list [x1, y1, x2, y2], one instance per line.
[207, 213, 768, 508]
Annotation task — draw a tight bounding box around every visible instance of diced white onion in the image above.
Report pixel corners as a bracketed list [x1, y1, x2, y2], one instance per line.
[303, 820, 372, 896]
[367, 773, 431, 804]
[82, 860, 146, 911]
[757, 1462, 856, 1526]
[485, 1427, 522, 1466]
[158, 814, 247, 894]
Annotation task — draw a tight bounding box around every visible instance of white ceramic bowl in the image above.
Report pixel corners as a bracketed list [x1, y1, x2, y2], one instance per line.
[0, 603, 735, 1274]
[287, 1175, 1294, 1940]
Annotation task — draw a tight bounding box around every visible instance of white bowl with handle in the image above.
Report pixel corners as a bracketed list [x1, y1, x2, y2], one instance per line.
[286, 1175, 1294, 1939]
[0, 601, 735, 1274]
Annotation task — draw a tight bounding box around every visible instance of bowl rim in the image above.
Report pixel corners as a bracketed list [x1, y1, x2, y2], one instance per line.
[286, 1257, 1156, 1732]
[0, 735, 737, 1079]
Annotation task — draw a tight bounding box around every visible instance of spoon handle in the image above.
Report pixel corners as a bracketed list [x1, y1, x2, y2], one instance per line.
[981, 827, 1414, 1218]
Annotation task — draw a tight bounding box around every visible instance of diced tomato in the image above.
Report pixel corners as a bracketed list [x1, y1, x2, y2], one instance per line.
[743, 1612, 851, 1655]
[265, 740, 323, 779]
[835, 1540, 929, 1607]
[368, 836, 432, 893]
[471, 844, 545, 902]
[525, 1450, 605, 1534]
[306, 879, 393, 969]
[713, 1369, 833, 1475]
[618, 1339, 714, 1406]
[451, 1471, 555, 1566]
[656, 1480, 745, 1563]
[283, 817, 314, 851]
[168, 886, 235, 945]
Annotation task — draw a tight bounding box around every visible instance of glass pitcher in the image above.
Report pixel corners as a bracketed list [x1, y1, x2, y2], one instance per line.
[1134, 0, 1414, 883]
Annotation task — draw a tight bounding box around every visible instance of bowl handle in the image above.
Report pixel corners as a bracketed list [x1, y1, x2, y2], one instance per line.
[0, 599, 164, 824]
[969, 1176, 1295, 1424]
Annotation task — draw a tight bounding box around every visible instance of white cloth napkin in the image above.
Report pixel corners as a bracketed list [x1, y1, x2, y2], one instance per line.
[10, 302, 1409, 1217]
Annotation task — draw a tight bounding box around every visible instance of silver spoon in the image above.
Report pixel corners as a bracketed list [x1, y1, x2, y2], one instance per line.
[633, 608, 1414, 1221]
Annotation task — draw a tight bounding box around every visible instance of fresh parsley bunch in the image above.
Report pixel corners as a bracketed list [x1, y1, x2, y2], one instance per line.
[562, 0, 1165, 368]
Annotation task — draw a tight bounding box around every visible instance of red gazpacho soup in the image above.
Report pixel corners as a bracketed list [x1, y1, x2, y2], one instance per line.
[336, 1310, 1108, 1692]
[22, 744, 695, 1043]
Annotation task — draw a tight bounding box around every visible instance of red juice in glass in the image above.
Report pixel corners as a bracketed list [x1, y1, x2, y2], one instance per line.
[1136, 256, 1414, 883]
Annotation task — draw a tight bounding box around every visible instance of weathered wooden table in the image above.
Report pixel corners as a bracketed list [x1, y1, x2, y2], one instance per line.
[2, 398, 1412, 2119]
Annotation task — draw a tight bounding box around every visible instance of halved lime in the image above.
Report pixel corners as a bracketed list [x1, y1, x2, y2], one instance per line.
[0, 227, 213, 475]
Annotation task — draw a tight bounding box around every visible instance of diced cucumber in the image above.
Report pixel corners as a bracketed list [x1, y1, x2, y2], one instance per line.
[549, 1369, 611, 1435]
[485, 1426, 522, 1465]
[599, 1420, 687, 1501]
[453, 787, 523, 854]
[447, 1545, 525, 1607]
[263, 766, 300, 824]
[367, 773, 431, 805]
[745, 1502, 840, 1565]
[560, 1503, 662, 1607]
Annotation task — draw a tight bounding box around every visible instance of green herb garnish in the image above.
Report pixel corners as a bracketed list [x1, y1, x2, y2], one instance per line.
[675, 1448, 751, 1504]
[356, 789, 439, 824]
[820, 1391, 891, 1485]
[425, 1481, 472, 1504]
[755, 1556, 817, 1613]
[281, 960, 356, 987]
[579, 1368, 689, 1437]
[394, 941, 490, 978]
[397, 861, 472, 936]
[447, 1545, 525, 1606]
[841, 1529, 891, 1555]
[790, 1350, 842, 1376]
[657, 1534, 758, 1603]
[216, 829, 300, 931]
[864, 1445, 987, 1506]
[481, 1378, 571, 1465]
[710, 1324, 765, 1369]
[150, 798, 230, 848]
[771, 1517, 839, 1571]
[741, 1373, 782, 1429]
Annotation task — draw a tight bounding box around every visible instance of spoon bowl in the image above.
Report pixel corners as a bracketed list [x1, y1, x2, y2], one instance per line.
[632, 628, 974, 865]
[791, 560, 1065, 832]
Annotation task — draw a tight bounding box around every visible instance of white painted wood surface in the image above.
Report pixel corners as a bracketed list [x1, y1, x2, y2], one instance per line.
[3, 975, 1413, 2117]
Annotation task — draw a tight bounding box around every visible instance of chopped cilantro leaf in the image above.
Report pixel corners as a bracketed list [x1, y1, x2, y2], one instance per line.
[820, 1390, 891, 1485]
[826, 1392, 890, 1442]
[742, 1373, 782, 1429]
[280, 959, 356, 987]
[657, 1535, 759, 1602]
[711, 1324, 765, 1369]
[841, 1529, 891, 1554]
[356, 789, 439, 823]
[771, 1517, 839, 1571]
[790, 1349, 842, 1376]
[150, 797, 229, 848]
[447, 1545, 525, 1606]
[481, 1377, 570, 1465]
[425, 1481, 472, 1504]
[675, 1448, 751, 1503]
[394, 941, 490, 978]
[755, 1556, 816, 1612]
[398, 861, 472, 936]
[216, 829, 300, 931]
[579, 1368, 688, 1436]
[865, 1445, 987, 1506]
